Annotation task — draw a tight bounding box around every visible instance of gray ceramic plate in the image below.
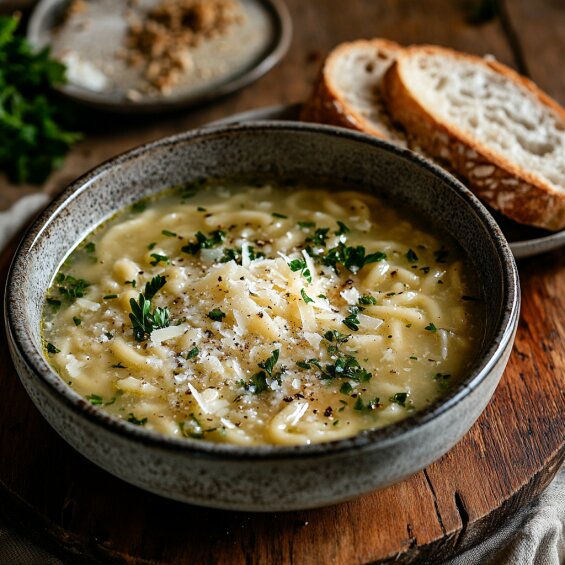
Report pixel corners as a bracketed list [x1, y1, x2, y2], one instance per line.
[210, 104, 565, 259]
[27, 0, 292, 113]
[5, 123, 520, 511]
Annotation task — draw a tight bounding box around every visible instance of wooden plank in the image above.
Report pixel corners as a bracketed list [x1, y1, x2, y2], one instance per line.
[502, 0, 565, 104]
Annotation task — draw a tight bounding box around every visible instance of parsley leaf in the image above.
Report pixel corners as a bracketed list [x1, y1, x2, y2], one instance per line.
[242, 350, 281, 394]
[300, 288, 314, 304]
[343, 306, 361, 331]
[46, 342, 60, 354]
[358, 295, 377, 305]
[182, 230, 225, 255]
[335, 221, 350, 236]
[149, 253, 169, 266]
[144, 274, 167, 301]
[390, 392, 408, 406]
[127, 413, 148, 426]
[0, 16, 82, 184]
[405, 248, 418, 263]
[425, 322, 437, 332]
[288, 258, 312, 283]
[306, 227, 330, 247]
[207, 308, 226, 322]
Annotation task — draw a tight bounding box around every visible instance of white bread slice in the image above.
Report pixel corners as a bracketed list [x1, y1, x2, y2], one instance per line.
[383, 45, 565, 231]
[301, 39, 406, 143]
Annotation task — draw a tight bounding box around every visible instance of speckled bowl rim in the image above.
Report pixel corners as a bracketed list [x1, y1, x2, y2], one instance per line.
[6, 122, 520, 461]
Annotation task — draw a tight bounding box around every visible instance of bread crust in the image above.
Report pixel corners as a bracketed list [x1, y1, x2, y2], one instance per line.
[383, 45, 565, 231]
[301, 39, 404, 140]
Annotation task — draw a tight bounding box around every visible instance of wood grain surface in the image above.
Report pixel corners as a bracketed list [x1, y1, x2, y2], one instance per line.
[0, 1, 563, 563]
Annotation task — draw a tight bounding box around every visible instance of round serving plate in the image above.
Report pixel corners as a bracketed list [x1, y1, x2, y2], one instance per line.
[27, 0, 292, 114]
[209, 104, 565, 259]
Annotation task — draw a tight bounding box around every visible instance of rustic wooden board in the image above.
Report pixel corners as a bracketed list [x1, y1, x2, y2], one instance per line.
[0, 1, 564, 563]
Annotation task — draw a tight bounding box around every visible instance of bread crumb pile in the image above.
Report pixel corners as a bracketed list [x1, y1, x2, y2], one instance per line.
[125, 0, 243, 93]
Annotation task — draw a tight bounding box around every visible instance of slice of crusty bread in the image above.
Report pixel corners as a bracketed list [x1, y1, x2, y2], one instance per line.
[301, 39, 406, 143]
[383, 45, 565, 231]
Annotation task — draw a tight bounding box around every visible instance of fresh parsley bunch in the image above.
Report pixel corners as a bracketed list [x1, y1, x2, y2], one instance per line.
[0, 16, 82, 183]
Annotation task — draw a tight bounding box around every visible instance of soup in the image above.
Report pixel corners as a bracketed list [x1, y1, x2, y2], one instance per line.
[42, 180, 484, 445]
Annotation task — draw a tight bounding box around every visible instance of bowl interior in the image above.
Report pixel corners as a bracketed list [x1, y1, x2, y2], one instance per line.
[7, 122, 517, 453]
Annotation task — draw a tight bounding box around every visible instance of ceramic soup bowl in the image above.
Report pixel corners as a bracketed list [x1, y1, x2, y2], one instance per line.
[5, 123, 520, 511]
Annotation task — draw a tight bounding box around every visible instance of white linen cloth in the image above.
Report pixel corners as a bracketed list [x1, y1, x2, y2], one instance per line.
[0, 194, 562, 564]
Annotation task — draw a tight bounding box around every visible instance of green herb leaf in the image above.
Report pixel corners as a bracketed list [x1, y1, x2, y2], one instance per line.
[335, 221, 350, 236]
[405, 248, 418, 263]
[144, 274, 167, 301]
[272, 212, 287, 219]
[343, 306, 360, 332]
[72, 316, 81, 326]
[207, 308, 226, 322]
[46, 342, 60, 354]
[306, 227, 330, 247]
[84, 242, 96, 253]
[161, 229, 177, 237]
[186, 347, 199, 359]
[358, 295, 377, 305]
[147, 242, 157, 250]
[425, 322, 437, 332]
[390, 392, 408, 406]
[301, 288, 314, 304]
[297, 220, 315, 229]
[56, 273, 90, 301]
[127, 413, 147, 426]
[149, 253, 169, 266]
[182, 230, 225, 255]
[340, 382, 353, 394]
[86, 394, 104, 405]
[103, 294, 118, 300]
[0, 16, 82, 184]
[131, 200, 147, 214]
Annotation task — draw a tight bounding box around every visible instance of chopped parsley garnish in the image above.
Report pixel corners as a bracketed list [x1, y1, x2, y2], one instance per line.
[111, 362, 126, 369]
[125, 280, 137, 288]
[147, 242, 157, 250]
[434, 247, 449, 263]
[131, 200, 147, 214]
[221, 246, 265, 265]
[179, 414, 204, 439]
[46, 342, 60, 354]
[161, 229, 177, 237]
[197, 207, 206, 212]
[46, 297, 61, 311]
[129, 275, 170, 341]
[127, 413, 147, 426]
[73, 316, 82, 326]
[434, 373, 451, 390]
[343, 306, 361, 331]
[186, 347, 199, 359]
[306, 227, 330, 247]
[182, 230, 226, 255]
[390, 392, 408, 406]
[296, 359, 319, 370]
[143, 274, 167, 301]
[297, 220, 315, 229]
[207, 308, 226, 322]
[288, 258, 312, 283]
[405, 248, 418, 263]
[55, 273, 90, 300]
[335, 221, 350, 236]
[324, 330, 349, 343]
[103, 294, 118, 300]
[354, 396, 380, 411]
[86, 394, 103, 405]
[358, 295, 377, 305]
[149, 253, 169, 266]
[425, 322, 437, 332]
[340, 382, 353, 395]
[241, 350, 281, 394]
[84, 242, 96, 254]
[272, 212, 287, 219]
[300, 288, 314, 304]
[409, 355, 418, 360]
[322, 242, 386, 273]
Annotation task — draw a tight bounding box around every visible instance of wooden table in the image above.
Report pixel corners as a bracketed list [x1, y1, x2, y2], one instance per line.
[0, 1, 563, 563]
